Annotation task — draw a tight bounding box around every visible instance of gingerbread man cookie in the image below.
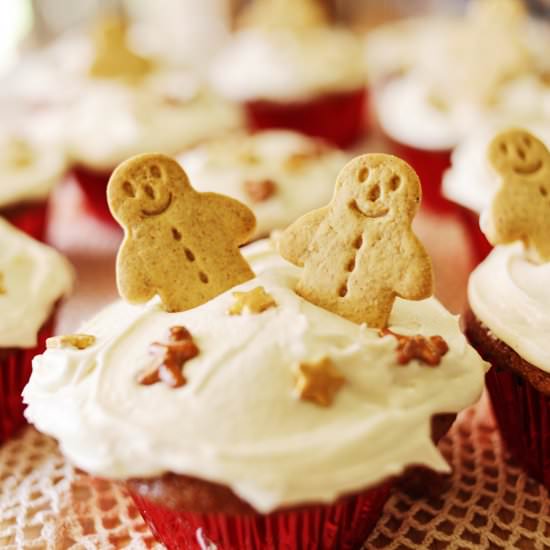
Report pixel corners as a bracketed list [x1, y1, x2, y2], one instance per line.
[278, 154, 433, 328]
[108, 153, 256, 312]
[486, 128, 550, 263]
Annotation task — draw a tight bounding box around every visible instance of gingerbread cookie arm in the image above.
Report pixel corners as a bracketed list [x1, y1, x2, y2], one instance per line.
[393, 235, 433, 301]
[116, 241, 155, 304]
[278, 207, 328, 267]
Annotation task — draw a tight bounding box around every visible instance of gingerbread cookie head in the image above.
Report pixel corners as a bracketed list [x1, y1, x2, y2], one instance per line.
[108, 154, 189, 227]
[333, 154, 421, 224]
[278, 153, 432, 328]
[108, 153, 256, 312]
[485, 128, 550, 263]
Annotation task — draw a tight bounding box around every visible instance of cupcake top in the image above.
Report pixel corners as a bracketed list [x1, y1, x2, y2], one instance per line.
[178, 130, 349, 237]
[0, 130, 67, 209]
[373, 0, 550, 150]
[469, 128, 550, 372]
[210, 0, 365, 102]
[24, 151, 486, 513]
[443, 121, 550, 213]
[0, 219, 73, 348]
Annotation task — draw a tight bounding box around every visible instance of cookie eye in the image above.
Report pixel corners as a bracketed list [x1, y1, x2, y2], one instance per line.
[523, 136, 532, 148]
[150, 165, 161, 178]
[122, 181, 135, 198]
[388, 175, 401, 192]
[357, 167, 369, 183]
[499, 142, 508, 155]
[540, 186, 548, 197]
[517, 146, 526, 160]
[367, 184, 380, 202]
[144, 184, 155, 199]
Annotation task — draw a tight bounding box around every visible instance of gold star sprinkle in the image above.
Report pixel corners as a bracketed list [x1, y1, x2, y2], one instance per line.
[228, 286, 277, 315]
[295, 357, 346, 407]
[46, 334, 96, 350]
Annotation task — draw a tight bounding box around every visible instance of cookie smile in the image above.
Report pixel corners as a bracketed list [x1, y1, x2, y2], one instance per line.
[350, 200, 389, 218]
[141, 193, 173, 217]
[513, 160, 542, 175]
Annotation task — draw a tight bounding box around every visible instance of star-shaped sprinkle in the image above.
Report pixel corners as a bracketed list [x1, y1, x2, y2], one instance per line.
[46, 334, 96, 350]
[295, 357, 346, 407]
[243, 179, 277, 202]
[380, 328, 449, 367]
[228, 286, 277, 316]
[138, 326, 199, 388]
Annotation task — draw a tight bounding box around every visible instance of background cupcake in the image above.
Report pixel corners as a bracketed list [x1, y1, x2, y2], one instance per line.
[0, 218, 73, 444]
[178, 130, 349, 238]
[210, 0, 367, 148]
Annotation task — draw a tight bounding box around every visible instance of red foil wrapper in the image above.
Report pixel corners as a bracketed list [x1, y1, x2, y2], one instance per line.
[2, 201, 49, 242]
[486, 366, 550, 489]
[456, 206, 492, 265]
[72, 165, 119, 227]
[129, 482, 391, 550]
[0, 313, 55, 444]
[244, 88, 368, 149]
[383, 137, 453, 213]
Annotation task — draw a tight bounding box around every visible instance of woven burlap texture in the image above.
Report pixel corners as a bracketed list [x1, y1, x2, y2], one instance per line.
[0, 397, 549, 549]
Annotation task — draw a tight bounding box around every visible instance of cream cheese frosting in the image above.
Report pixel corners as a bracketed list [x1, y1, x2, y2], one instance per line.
[178, 131, 349, 237]
[67, 76, 243, 170]
[468, 243, 550, 372]
[24, 241, 486, 512]
[443, 121, 550, 213]
[0, 219, 74, 348]
[210, 28, 365, 102]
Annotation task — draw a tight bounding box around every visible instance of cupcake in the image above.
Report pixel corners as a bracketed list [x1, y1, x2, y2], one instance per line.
[210, 0, 367, 148]
[371, 0, 550, 211]
[24, 152, 486, 549]
[178, 130, 349, 238]
[464, 128, 550, 487]
[0, 127, 67, 242]
[0, 218, 73, 444]
[64, 16, 243, 225]
[443, 122, 550, 264]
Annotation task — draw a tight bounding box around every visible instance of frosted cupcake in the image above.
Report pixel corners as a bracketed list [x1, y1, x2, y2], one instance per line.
[464, 128, 550, 488]
[0, 219, 73, 444]
[371, 0, 550, 211]
[0, 128, 67, 241]
[24, 151, 486, 549]
[443, 122, 550, 263]
[210, 0, 366, 148]
[178, 130, 349, 238]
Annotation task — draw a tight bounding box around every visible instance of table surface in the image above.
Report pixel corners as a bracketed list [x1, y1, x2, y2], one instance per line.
[1, 175, 549, 549]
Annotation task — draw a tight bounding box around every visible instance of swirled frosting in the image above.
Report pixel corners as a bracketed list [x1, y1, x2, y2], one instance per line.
[210, 28, 365, 102]
[0, 219, 74, 348]
[443, 121, 550, 213]
[178, 131, 349, 237]
[468, 243, 550, 372]
[24, 241, 486, 512]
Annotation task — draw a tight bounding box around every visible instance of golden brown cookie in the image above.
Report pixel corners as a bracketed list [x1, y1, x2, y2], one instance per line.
[108, 153, 256, 312]
[486, 128, 550, 263]
[278, 154, 433, 328]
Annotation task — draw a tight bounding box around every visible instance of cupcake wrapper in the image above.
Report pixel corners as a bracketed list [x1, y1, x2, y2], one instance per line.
[244, 88, 367, 149]
[382, 137, 452, 213]
[72, 165, 118, 227]
[2, 201, 49, 242]
[457, 206, 492, 265]
[129, 482, 391, 550]
[0, 313, 55, 444]
[486, 366, 550, 488]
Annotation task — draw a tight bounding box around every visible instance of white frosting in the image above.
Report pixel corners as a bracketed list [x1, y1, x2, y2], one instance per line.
[24, 242, 486, 512]
[210, 28, 365, 102]
[443, 121, 550, 213]
[0, 219, 74, 348]
[468, 244, 550, 372]
[178, 131, 349, 237]
[67, 75, 243, 170]
[0, 130, 67, 209]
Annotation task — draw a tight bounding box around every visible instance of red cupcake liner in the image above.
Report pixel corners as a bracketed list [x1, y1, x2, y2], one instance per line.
[382, 136, 453, 213]
[1, 200, 49, 242]
[456, 206, 492, 265]
[486, 366, 550, 488]
[0, 313, 56, 444]
[244, 88, 368, 149]
[72, 165, 119, 227]
[129, 482, 391, 550]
